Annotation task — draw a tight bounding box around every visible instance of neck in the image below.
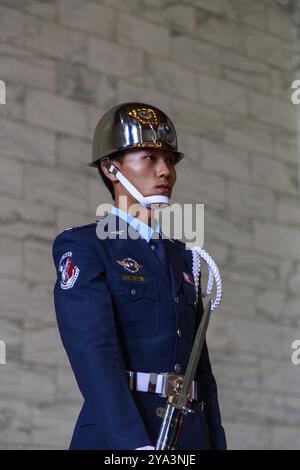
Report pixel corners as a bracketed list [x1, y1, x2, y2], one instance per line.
[114, 196, 154, 227]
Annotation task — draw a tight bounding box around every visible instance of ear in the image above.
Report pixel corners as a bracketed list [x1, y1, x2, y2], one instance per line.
[100, 159, 120, 182]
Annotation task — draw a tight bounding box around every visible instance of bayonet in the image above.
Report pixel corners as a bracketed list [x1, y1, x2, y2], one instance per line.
[155, 298, 212, 450]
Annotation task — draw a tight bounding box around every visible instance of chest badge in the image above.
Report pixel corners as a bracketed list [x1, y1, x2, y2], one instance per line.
[116, 257, 143, 273]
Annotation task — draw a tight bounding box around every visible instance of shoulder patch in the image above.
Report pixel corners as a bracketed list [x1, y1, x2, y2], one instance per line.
[58, 251, 80, 289]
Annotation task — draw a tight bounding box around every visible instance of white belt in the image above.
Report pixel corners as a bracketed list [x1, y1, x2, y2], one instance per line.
[127, 371, 198, 402]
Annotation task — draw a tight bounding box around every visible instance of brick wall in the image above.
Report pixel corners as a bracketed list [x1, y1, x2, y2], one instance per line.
[0, 0, 299, 449]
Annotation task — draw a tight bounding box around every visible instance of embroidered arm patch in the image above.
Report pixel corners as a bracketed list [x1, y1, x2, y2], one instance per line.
[58, 251, 80, 289]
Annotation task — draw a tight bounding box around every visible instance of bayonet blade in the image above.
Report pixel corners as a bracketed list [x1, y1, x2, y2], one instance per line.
[177, 298, 212, 408]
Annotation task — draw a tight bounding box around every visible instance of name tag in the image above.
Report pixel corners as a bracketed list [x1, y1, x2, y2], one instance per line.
[121, 274, 148, 283]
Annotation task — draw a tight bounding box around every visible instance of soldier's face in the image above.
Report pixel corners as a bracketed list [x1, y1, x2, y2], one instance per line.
[116, 148, 177, 203]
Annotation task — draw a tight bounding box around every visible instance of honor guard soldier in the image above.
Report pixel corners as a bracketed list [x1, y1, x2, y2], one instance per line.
[52, 102, 227, 450]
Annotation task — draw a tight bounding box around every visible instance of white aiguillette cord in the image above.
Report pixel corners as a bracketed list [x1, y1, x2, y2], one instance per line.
[190, 247, 223, 312]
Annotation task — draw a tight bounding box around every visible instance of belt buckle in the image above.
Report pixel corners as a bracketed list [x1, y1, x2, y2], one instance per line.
[160, 373, 196, 402]
[160, 373, 184, 399]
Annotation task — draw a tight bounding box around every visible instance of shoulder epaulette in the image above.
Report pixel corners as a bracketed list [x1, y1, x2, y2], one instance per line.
[64, 222, 97, 232]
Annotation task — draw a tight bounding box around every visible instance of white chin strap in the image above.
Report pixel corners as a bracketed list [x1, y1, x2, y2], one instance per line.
[108, 163, 170, 208]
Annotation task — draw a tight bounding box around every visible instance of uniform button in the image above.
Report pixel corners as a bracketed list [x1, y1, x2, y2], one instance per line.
[174, 363, 181, 373]
[177, 329, 182, 338]
[174, 296, 180, 303]
[130, 288, 136, 296]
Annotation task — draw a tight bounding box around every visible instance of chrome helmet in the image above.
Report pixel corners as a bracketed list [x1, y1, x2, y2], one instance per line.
[90, 102, 184, 166]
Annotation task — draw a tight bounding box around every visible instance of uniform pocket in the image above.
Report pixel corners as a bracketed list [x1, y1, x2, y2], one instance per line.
[108, 274, 160, 337]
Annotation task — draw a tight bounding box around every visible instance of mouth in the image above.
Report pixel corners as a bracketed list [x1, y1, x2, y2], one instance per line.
[156, 185, 171, 195]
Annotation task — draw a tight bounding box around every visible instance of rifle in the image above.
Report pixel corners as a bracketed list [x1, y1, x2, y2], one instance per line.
[155, 298, 212, 450]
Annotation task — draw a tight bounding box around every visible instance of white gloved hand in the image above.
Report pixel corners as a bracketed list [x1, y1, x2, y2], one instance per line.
[135, 445, 155, 450]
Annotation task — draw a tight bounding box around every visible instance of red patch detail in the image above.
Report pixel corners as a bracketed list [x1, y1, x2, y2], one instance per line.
[66, 256, 74, 279]
[183, 272, 194, 287]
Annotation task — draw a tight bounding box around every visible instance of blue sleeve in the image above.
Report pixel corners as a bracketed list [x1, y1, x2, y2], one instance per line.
[195, 288, 227, 450]
[52, 230, 151, 450]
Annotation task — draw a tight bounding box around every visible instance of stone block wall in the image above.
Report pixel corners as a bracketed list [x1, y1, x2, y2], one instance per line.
[0, 0, 299, 449]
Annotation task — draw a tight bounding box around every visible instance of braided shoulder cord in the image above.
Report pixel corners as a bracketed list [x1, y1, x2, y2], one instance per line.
[190, 247, 223, 312]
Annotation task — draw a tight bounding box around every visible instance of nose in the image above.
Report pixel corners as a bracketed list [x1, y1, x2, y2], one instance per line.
[155, 158, 171, 179]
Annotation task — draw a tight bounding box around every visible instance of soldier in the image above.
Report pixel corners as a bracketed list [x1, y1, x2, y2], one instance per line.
[52, 102, 226, 450]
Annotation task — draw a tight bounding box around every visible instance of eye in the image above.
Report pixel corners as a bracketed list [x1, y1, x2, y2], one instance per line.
[144, 155, 176, 165]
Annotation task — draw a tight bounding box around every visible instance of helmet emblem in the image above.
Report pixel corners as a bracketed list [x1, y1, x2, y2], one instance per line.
[128, 107, 158, 126]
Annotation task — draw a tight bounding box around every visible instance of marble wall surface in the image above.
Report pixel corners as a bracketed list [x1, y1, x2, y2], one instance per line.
[0, 0, 299, 449]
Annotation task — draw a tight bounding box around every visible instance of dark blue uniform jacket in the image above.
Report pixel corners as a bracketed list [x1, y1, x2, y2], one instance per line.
[52, 212, 226, 450]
